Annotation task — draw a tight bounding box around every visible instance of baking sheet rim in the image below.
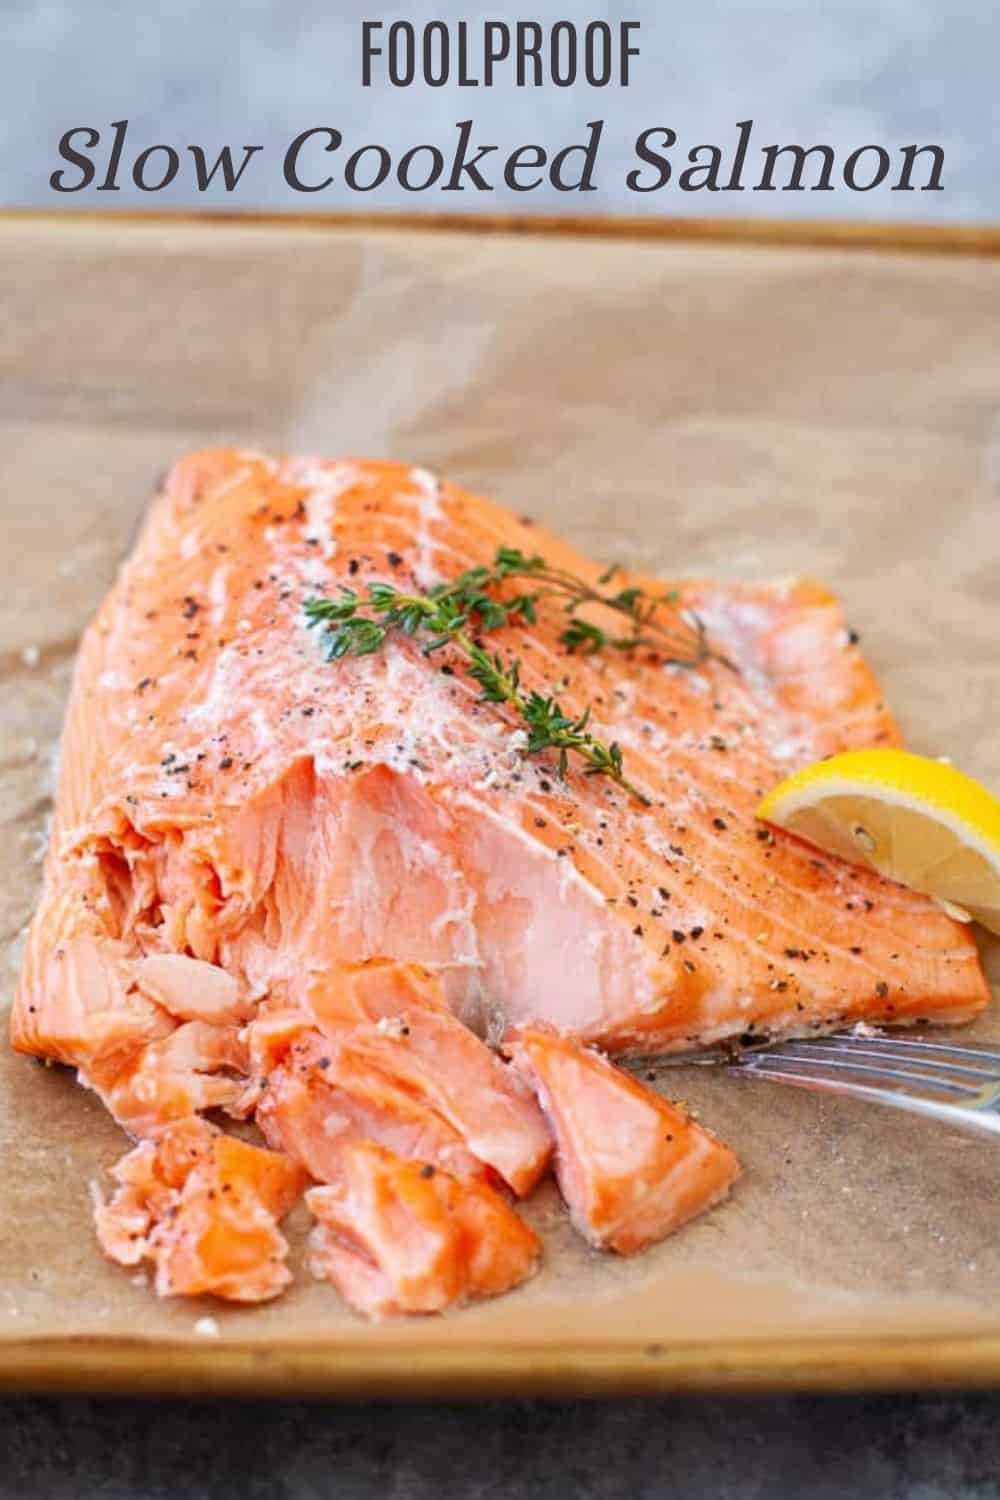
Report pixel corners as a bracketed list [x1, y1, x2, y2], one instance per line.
[3, 205, 1000, 257]
[8, 1330, 1000, 1398]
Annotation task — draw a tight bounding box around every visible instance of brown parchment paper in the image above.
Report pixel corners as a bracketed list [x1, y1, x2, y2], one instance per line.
[1, 215, 999, 1371]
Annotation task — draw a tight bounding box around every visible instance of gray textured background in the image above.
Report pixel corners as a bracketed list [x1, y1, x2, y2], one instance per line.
[7, 1390, 1000, 1498]
[2, 0, 997, 219]
[4, 3, 1000, 1497]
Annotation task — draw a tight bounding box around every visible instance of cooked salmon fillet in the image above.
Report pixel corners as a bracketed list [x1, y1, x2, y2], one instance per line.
[94, 1117, 306, 1302]
[506, 1026, 739, 1254]
[13, 448, 987, 1099]
[12, 448, 990, 1315]
[307, 1144, 541, 1319]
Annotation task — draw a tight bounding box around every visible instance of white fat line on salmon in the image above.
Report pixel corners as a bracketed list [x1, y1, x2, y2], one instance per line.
[415, 955, 487, 973]
[249, 704, 279, 755]
[236, 450, 279, 475]
[183, 641, 305, 738]
[281, 459, 387, 584]
[410, 468, 441, 498]
[211, 464, 253, 501]
[693, 600, 776, 689]
[378, 637, 454, 708]
[295, 461, 360, 561]
[208, 562, 232, 628]
[268, 537, 328, 591]
[407, 467, 445, 589]
[180, 526, 209, 562]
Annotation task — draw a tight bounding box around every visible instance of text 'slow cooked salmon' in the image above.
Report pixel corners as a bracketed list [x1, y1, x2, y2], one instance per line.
[11, 450, 990, 1315]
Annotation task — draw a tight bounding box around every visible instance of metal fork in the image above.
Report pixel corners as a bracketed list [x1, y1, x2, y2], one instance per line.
[732, 1032, 1000, 1137]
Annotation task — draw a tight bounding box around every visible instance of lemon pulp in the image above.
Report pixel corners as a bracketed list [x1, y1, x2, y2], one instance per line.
[758, 748, 1000, 935]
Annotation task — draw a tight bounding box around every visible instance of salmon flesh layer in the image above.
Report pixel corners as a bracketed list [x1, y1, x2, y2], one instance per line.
[14, 449, 986, 1072]
[11, 450, 989, 1310]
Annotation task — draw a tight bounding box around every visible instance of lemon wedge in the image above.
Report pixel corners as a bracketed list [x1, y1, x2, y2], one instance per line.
[758, 748, 1000, 934]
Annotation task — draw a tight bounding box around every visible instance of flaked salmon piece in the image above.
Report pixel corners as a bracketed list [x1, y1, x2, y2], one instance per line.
[235, 962, 447, 1103]
[303, 958, 453, 1030]
[13, 449, 986, 1096]
[83, 1021, 249, 1140]
[93, 1117, 306, 1301]
[291, 958, 551, 1194]
[131, 953, 251, 1025]
[306, 1143, 541, 1319]
[14, 921, 174, 1072]
[505, 1026, 739, 1254]
[255, 1028, 487, 1185]
[242, 963, 551, 1192]
[231, 1003, 314, 1117]
[319, 1014, 552, 1196]
[13, 895, 250, 1137]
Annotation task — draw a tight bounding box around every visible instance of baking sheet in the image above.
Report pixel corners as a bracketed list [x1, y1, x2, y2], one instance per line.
[1, 214, 999, 1390]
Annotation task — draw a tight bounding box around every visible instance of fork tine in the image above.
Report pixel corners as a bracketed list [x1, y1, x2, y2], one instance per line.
[734, 1064, 1000, 1136]
[770, 1037, 1000, 1083]
[814, 1033, 1000, 1071]
[740, 1051, 978, 1098]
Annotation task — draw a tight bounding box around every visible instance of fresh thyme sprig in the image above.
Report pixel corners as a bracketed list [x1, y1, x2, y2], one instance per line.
[302, 548, 713, 804]
[304, 582, 649, 803]
[488, 547, 709, 664]
[460, 645, 640, 797]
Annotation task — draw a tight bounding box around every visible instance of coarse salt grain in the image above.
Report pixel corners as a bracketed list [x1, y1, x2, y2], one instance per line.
[194, 1316, 220, 1338]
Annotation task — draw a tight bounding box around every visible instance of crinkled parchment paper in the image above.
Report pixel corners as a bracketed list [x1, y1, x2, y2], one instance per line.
[1, 215, 998, 1358]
